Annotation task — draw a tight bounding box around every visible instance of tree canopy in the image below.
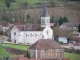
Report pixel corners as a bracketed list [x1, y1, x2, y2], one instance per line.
[78, 24, 80, 32]
[58, 16, 69, 25]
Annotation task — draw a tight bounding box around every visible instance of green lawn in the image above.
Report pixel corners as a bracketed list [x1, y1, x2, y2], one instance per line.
[0, 44, 13, 58]
[0, 43, 29, 58]
[64, 52, 80, 60]
[5, 44, 30, 50]
[0, 43, 80, 60]
[0, 0, 49, 9]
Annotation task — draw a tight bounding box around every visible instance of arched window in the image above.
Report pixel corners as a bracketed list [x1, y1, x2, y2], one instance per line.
[48, 49, 52, 58]
[42, 19, 45, 25]
[41, 50, 44, 58]
[56, 49, 60, 58]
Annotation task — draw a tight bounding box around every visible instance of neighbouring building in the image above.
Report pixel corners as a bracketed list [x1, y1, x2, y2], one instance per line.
[60, 22, 80, 30]
[71, 43, 80, 50]
[8, 55, 70, 60]
[0, 21, 14, 33]
[29, 39, 64, 60]
[68, 31, 80, 49]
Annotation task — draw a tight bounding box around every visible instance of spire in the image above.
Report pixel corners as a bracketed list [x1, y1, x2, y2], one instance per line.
[42, 1, 49, 17]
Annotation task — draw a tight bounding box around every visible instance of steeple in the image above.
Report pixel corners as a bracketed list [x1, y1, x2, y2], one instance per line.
[42, 2, 49, 17]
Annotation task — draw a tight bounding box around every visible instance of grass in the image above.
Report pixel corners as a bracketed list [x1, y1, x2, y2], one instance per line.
[64, 52, 80, 60]
[0, 44, 13, 58]
[5, 44, 30, 50]
[0, 43, 29, 58]
[0, 43, 80, 60]
[0, 0, 49, 9]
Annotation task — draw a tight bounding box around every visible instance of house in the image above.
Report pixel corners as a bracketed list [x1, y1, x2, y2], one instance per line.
[60, 22, 80, 30]
[10, 2, 53, 44]
[68, 31, 80, 44]
[8, 55, 70, 60]
[69, 31, 80, 38]
[29, 39, 64, 59]
[68, 31, 80, 48]
[72, 43, 80, 50]
[0, 21, 14, 33]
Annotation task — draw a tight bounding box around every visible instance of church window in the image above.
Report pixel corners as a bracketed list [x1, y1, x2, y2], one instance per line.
[42, 19, 45, 24]
[41, 50, 44, 58]
[35, 33, 37, 37]
[56, 49, 60, 58]
[30, 33, 33, 37]
[48, 49, 52, 58]
[26, 33, 28, 37]
[47, 19, 49, 23]
[5, 29, 7, 30]
[14, 32, 16, 35]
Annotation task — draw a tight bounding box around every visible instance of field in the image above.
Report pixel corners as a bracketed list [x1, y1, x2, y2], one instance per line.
[0, 0, 49, 9]
[0, 44, 29, 57]
[0, 44, 80, 60]
[0, 44, 13, 58]
[64, 52, 80, 60]
[5, 44, 29, 50]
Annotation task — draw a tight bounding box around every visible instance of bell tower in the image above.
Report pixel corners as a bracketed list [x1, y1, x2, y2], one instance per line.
[41, 2, 50, 27]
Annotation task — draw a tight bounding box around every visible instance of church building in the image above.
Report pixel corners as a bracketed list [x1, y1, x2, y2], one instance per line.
[10, 2, 53, 44]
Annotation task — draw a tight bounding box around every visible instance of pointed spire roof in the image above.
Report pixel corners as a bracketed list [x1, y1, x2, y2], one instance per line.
[42, 1, 49, 17]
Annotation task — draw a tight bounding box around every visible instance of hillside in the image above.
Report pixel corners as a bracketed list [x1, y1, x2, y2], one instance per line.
[24, 6, 80, 22]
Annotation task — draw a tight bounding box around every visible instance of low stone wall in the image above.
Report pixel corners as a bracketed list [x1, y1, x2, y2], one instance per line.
[64, 48, 80, 54]
[5, 47, 26, 55]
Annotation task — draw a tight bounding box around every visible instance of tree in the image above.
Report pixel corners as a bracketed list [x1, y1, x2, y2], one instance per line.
[5, 2, 11, 9]
[25, 50, 30, 59]
[58, 16, 69, 25]
[20, 2, 28, 9]
[63, 16, 68, 22]
[58, 17, 63, 25]
[78, 24, 80, 32]
[26, 14, 30, 23]
[49, 0, 55, 7]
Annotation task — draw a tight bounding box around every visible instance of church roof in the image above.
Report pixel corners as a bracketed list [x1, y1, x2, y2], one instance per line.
[42, 2, 49, 17]
[15, 24, 41, 31]
[29, 39, 63, 49]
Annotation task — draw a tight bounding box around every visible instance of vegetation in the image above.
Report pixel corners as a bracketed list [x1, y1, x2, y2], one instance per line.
[5, 2, 11, 9]
[25, 50, 30, 59]
[64, 52, 80, 60]
[0, 43, 80, 60]
[58, 16, 69, 25]
[5, 44, 30, 50]
[0, 44, 13, 57]
[78, 24, 80, 32]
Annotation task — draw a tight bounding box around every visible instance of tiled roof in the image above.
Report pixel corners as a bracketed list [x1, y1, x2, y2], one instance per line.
[0, 21, 14, 28]
[0, 21, 8, 27]
[9, 55, 70, 60]
[63, 22, 80, 27]
[73, 43, 80, 46]
[9, 55, 23, 60]
[69, 37, 80, 40]
[41, 58, 70, 60]
[15, 24, 41, 31]
[29, 39, 63, 49]
[6, 25, 14, 33]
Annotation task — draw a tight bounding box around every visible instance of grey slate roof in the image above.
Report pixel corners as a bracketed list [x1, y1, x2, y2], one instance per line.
[29, 39, 63, 49]
[42, 2, 49, 17]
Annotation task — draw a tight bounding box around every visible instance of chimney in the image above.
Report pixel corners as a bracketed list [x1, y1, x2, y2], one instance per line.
[4, 57, 9, 60]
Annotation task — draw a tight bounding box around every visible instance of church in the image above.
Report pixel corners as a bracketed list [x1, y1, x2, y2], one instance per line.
[10, 2, 53, 44]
